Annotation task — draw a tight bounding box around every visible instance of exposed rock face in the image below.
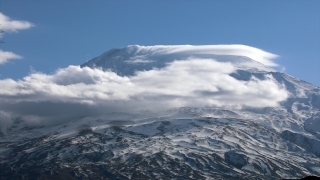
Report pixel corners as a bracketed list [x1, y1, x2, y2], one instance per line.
[281, 130, 320, 158]
[224, 150, 248, 169]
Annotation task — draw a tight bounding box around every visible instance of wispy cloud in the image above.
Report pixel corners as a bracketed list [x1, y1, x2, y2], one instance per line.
[0, 50, 22, 64]
[0, 12, 34, 65]
[0, 12, 34, 34]
[0, 58, 288, 127]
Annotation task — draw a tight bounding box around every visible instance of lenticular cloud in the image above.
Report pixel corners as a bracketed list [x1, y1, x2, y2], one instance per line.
[128, 45, 279, 67]
[0, 57, 288, 127]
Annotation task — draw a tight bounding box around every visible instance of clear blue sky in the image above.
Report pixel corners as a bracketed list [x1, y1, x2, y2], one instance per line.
[0, 0, 319, 86]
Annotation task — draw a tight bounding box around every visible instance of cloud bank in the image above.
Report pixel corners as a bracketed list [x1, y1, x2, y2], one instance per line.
[0, 58, 288, 128]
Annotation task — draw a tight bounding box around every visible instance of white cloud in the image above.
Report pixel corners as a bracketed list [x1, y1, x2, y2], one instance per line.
[0, 58, 289, 127]
[0, 12, 34, 65]
[130, 45, 279, 67]
[0, 49, 22, 64]
[0, 12, 34, 33]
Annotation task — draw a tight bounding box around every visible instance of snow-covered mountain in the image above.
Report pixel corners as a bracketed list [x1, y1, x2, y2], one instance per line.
[1, 45, 320, 179]
[81, 45, 277, 75]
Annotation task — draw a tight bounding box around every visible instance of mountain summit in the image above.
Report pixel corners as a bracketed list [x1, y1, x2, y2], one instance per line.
[81, 45, 277, 76]
[1, 45, 320, 179]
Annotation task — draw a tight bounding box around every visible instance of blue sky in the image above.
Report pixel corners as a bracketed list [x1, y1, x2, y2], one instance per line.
[0, 0, 319, 86]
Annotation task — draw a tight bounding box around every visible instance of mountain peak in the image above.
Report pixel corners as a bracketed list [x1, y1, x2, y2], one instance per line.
[81, 44, 277, 76]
